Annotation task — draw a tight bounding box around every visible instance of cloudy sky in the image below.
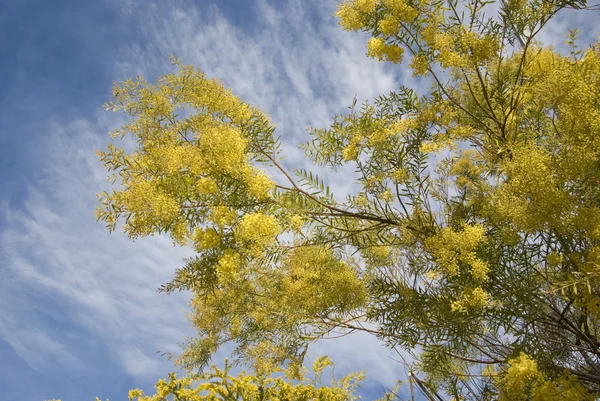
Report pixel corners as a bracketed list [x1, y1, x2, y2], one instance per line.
[0, 1, 598, 400]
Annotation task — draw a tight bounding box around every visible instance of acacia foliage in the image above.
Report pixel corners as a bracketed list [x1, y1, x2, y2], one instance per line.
[47, 357, 366, 401]
[96, 0, 600, 398]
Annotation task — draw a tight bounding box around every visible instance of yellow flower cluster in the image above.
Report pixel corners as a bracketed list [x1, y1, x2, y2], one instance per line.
[380, 189, 394, 202]
[235, 212, 281, 254]
[392, 167, 408, 183]
[459, 32, 500, 64]
[210, 206, 237, 227]
[125, 358, 363, 401]
[409, 53, 430, 76]
[289, 214, 305, 233]
[429, 32, 467, 69]
[162, 144, 205, 175]
[451, 287, 490, 313]
[381, 0, 418, 22]
[336, 1, 369, 31]
[367, 37, 404, 63]
[419, 139, 451, 154]
[368, 245, 391, 262]
[196, 177, 218, 195]
[367, 125, 397, 147]
[378, 14, 401, 36]
[354, 0, 377, 12]
[499, 353, 540, 399]
[342, 134, 363, 161]
[96, 60, 279, 246]
[192, 227, 221, 251]
[492, 144, 568, 232]
[426, 224, 489, 281]
[115, 179, 181, 237]
[449, 150, 483, 190]
[243, 167, 274, 200]
[497, 353, 591, 400]
[282, 246, 367, 315]
[217, 249, 241, 283]
[198, 125, 248, 174]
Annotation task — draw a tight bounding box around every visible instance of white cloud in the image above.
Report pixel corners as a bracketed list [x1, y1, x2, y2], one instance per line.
[1, 117, 196, 378]
[538, 8, 599, 51]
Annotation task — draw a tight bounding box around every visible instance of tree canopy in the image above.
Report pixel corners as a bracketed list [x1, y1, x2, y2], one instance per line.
[93, 0, 600, 399]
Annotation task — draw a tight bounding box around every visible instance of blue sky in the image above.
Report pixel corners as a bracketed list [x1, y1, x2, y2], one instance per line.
[0, 1, 598, 400]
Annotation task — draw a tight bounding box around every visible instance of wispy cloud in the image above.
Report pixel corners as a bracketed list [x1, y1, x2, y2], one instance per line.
[1, 117, 195, 378]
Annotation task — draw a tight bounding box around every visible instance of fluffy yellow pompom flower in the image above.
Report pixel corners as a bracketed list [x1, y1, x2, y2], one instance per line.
[451, 287, 490, 313]
[196, 177, 218, 195]
[336, 0, 377, 31]
[198, 125, 248, 174]
[499, 353, 542, 400]
[354, 0, 377, 13]
[289, 214, 305, 233]
[426, 224, 487, 278]
[410, 53, 430, 76]
[243, 167, 274, 200]
[217, 249, 242, 282]
[367, 37, 404, 63]
[380, 189, 394, 202]
[210, 206, 237, 227]
[342, 143, 360, 161]
[379, 15, 401, 36]
[192, 228, 221, 251]
[382, 0, 419, 21]
[235, 212, 281, 254]
[336, 2, 364, 31]
[128, 389, 143, 400]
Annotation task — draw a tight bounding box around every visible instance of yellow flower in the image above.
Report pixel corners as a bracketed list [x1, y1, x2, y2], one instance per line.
[128, 389, 143, 400]
[336, 2, 364, 31]
[342, 143, 359, 161]
[382, 0, 419, 21]
[193, 228, 221, 251]
[410, 53, 430, 76]
[378, 15, 401, 36]
[392, 168, 408, 183]
[451, 287, 490, 312]
[236, 212, 281, 254]
[217, 249, 242, 282]
[210, 206, 237, 227]
[196, 177, 218, 195]
[380, 189, 394, 202]
[367, 38, 404, 63]
[243, 168, 274, 200]
[354, 0, 377, 13]
[470, 259, 490, 281]
[290, 214, 305, 233]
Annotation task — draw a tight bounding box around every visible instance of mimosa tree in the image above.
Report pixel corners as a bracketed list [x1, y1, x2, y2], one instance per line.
[95, 0, 600, 398]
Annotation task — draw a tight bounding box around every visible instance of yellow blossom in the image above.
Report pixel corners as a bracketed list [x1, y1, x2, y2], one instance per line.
[380, 188, 394, 202]
[290, 214, 305, 233]
[217, 249, 242, 282]
[451, 287, 490, 312]
[235, 212, 281, 254]
[192, 228, 221, 251]
[378, 15, 401, 36]
[336, 2, 365, 31]
[210, 206, 237, 227]
[382, 0, 419, 21]
[410, 53, 430, 76]
[196, 177, 218, 195]
[367, 37, 404, 63]
[243, 168, 274, 200]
